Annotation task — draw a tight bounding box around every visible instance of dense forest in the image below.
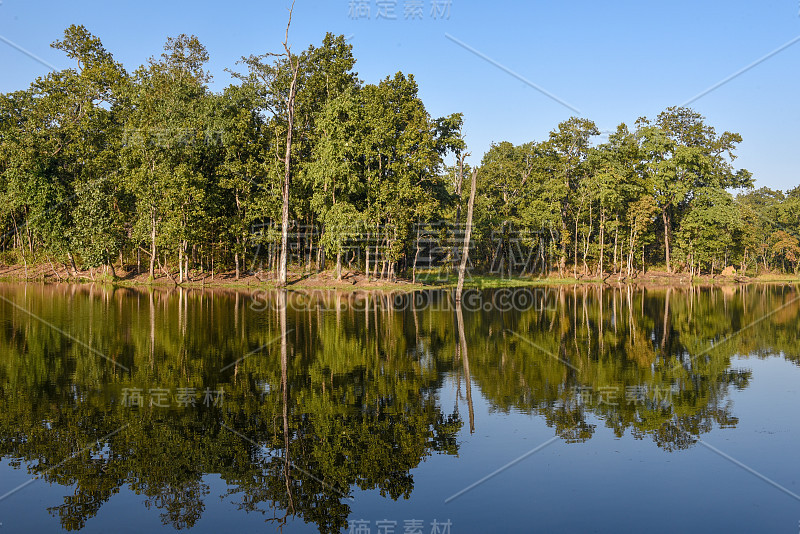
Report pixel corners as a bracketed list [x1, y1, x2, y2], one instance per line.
[1, 24, 799, 283]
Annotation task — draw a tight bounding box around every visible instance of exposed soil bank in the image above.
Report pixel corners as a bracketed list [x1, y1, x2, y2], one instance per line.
[1, 263, 797, 291]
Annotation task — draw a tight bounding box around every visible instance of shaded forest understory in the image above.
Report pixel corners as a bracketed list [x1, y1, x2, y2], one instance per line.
[2, 25, 800, 286]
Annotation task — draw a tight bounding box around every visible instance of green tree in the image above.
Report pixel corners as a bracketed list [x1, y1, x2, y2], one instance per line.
[547, 117, 599, 277]
[121, 34, 214, 281]
[636, 107, 751, 273]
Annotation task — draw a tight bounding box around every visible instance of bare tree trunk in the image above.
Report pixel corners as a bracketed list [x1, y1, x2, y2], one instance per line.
[157, 253, 178, 286]
[583, 203, 592, 276]
[278, 3, 300, 287]
[612, 215, 619, 275]
[642, 243, 646, 274]
[453, 152, 468, 264]
[184, 242, 190, 282]
[574, 214, 579, 280]
[662, 209, 672, 273]
[373, 225, 380, 279]
[599, 208, 606, 276]
[365, 237, 371, 282]
[68, 252, 79, 277]
[306, 219, 313, 273]
[456, 168, 478, 298]
[559, 198, 569, 278]
[627, 228, 636, 277]
[507, 231, 513, 279]
[234, 239, 241, 281]
[108, 257, 117, 279]
[27, 225, 33, 258]
[46, 254, 63, 282]
[413, 223, 421, 284]
[10, 215, 27, 278]
[149, 212, 157, 280]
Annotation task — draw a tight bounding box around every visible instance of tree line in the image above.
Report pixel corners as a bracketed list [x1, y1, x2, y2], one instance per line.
[1, 24, 799, 283]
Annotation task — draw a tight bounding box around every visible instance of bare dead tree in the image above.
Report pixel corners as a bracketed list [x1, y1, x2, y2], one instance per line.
[451, 152, 470, 266]
[456, 168, 478, 298]
[278, 1, 300, 287]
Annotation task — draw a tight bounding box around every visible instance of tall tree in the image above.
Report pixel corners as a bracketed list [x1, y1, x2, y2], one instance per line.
[547, 118, 599, 277]
[121, 34, 213, 281]
[637, 107, 751, 273]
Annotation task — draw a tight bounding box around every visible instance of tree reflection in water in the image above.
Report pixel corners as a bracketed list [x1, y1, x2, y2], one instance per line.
[0, 283, 797, 531]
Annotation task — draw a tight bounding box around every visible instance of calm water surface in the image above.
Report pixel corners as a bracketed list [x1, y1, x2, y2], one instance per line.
[0, 283, 798, 533]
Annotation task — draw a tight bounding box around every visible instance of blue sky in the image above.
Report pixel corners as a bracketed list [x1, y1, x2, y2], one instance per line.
[1, 0, 798, 190]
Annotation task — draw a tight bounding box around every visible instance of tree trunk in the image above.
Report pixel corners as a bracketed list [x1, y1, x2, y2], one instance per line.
[627, 228, 636, 277]
[149, 213, 157, 280]
[365, 237, 370, 282]
[642, 242, 646, 274]
[599, 208, 606, 276]
[454, 153, 468, 265]
[373, 226, 380, 279]
[613, 215, 619, 275]
[157, 253, 177, 285]
[179, 246, 184, 283]
[68, 252, 79, 277]
[46, 255, 63, 282]
[306, 220, 313, 273]
[234, 240, 241, 281]
[574, 214, 580, 280]
[583, 203, 592, 276]
[184, 242, 190, 282]
[413, 223, 421, 284]
[278, 10, 300, 287]
[559, 198, 569, 278]
[662, 209, 672, 273]
[456, 168, 478, 298]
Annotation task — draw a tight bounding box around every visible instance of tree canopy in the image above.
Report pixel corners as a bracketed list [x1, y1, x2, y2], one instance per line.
[1, 25, 797, 281]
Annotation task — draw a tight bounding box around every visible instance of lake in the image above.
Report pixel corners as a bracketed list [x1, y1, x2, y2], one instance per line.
[0, 283, 798, 533]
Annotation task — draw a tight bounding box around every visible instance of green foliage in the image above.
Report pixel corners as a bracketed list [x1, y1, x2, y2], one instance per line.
[0, 26, 795, 280]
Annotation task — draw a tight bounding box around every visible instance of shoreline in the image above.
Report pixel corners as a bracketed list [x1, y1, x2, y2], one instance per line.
[1, 264, 797, 292]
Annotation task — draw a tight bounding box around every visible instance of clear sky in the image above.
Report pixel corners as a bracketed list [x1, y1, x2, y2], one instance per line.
[1, 0, 798, 190]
